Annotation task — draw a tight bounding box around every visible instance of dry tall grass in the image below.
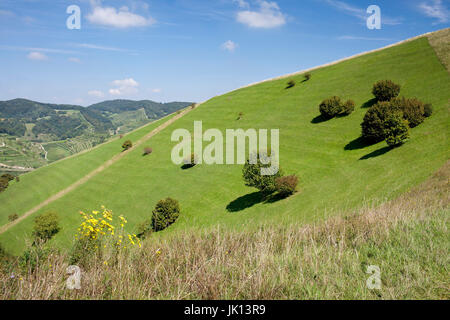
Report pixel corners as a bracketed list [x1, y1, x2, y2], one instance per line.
[1, 163, 448, 300]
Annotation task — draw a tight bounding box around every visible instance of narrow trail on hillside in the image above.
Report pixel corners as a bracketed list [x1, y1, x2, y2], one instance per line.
[0, 105, 199, 235]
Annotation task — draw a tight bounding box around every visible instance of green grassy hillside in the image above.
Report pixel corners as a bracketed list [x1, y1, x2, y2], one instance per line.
[0, 35, 449, 254]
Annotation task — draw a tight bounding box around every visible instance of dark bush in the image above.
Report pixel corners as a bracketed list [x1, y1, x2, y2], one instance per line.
[151, 198, 180, 232]
[372, 80, 401, 101]
[319, 96, 342, 119]
[361, 101, 394, 142]
[286, 80, 296, 88]
[275, 175, 298, 197]
[242, 153, 282, 194]
[32, 212, 60, 243]
[143, 147, 153, 155]
[122, 140, 132, 151]
[423, 104, 433, 117]
[0, 178, 8, 193]
[341, 99, 355, 115]
[8, 214, 18, 222]
[390, 97, 425, 128]
[304, 73, 311, 81]
[1, 174, 15, 182]
[383, 112, 410, 147]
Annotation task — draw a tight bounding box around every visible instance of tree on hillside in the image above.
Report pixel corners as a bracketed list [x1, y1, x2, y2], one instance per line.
[33, 212, 60, 243]
[242, 152, 282, 195]
[122, 140, 133, 151]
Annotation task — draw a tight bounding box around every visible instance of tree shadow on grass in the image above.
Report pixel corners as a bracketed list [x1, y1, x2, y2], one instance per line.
[311, 115, 329, 124]
[181, 164, 196, 170]
[226, 191, 288, 212]
[226, 191, 264, 212]
[264, 192, 291, 203]
[359, 146, 392, 160]
[344, 136, 376, 151]
[361, 98, 377, 109]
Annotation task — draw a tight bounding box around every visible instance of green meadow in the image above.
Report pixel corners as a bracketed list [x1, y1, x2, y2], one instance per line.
[0, 36, 449, 255]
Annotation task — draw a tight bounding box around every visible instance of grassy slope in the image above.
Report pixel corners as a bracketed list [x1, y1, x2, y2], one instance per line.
[0, 115, 174, 227]
[1, 162, 448, 299]
[1, 36, 449, 254]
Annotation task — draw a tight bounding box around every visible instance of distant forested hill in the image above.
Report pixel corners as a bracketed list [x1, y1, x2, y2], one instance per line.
[0, 98, 191, 168]
[88, 100, 191, 119]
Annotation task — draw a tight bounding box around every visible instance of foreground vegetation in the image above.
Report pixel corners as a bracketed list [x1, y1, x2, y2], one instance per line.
[0, 162, 448, 299]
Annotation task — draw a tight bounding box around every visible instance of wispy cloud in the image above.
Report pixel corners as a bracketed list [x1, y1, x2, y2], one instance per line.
[337, 35, 394, 41]
[73, 43, 129, 52]
[109, 78, 139, 96]
[0, 46, 78, 55]
[236, 1, 286, 28]
[419, 0, 449, 24]
[324, 0, 402, 25]
[87, 2, 156, 28]
[27, 52, 48, 61]
[221, 40, 238, 52]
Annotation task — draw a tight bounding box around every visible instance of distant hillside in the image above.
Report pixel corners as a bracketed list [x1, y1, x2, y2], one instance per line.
[0, 98, 191, 169]
[89, 99, 191, 117]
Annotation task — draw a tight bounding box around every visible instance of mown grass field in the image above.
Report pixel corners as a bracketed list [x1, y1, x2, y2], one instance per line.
[0, 35, 449, 255]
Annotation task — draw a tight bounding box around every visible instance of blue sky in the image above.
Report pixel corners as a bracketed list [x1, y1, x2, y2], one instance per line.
[0, 0, 448, 105]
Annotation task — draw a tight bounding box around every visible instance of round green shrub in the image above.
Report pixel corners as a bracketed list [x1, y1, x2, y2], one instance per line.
[151, 198, 181, 232]
[372, 80, 401, 101]
[122, 140, 133, 151]
[33, 212, 60, 243]
[319, 96, 342, 119]
[390, 97, 425, 128]
[275, 175, 298, 197]
[242, 153, 282, 194]
[361, 101, 394, 142]
[384, 112, 410, 147]
[341, 99, 355, 115]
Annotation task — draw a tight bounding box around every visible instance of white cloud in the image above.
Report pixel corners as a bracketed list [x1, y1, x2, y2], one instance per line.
[324, 0, 402, 25]
[236, 1, 286, 28]
[68, 57, 81, 63]
[221, 40, 238, 52]
[419, 0, 449, 24]
[233, 0, 250, 9]
[109, 78, 139, 96]
[88, 90, 105, 98]
[87, 4, 155, 28]
[151, 88, 162, 93]
[27, 52, 48, 61]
